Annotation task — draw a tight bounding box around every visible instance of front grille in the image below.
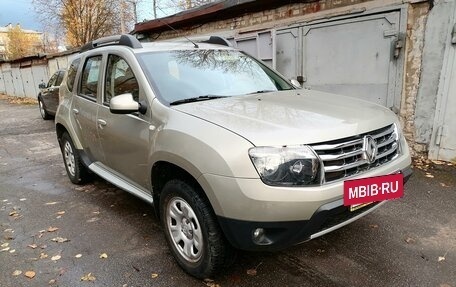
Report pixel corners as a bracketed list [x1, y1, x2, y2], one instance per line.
[311, 124, 399, 183]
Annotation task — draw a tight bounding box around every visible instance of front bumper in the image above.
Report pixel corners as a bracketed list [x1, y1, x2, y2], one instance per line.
[217, 166, 412, 251]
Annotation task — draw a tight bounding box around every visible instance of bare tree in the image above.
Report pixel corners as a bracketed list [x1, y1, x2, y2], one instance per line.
[179, 0, 213, 9]
[32, 0, 136, 48]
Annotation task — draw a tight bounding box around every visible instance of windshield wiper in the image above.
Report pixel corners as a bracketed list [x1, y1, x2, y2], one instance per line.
[170, 95, 227, 106]
[247, 90, 276, 95]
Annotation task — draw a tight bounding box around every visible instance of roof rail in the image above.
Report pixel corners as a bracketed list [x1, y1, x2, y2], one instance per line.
[200, 36, 232, 47]
[80, 34, 142, 53]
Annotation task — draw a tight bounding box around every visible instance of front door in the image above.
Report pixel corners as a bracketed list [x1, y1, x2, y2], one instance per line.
[97, 54, 151, 188]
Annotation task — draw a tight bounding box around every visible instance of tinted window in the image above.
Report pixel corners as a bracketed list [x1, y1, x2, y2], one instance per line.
[67, 58, 80, 92]
[47, 72, 58, 87]
[55, 71, 64, 86]
[79, 56, 102, 99]
[105, 55, 139, 104]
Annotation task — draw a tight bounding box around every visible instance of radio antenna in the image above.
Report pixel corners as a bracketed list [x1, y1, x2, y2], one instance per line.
[155, 6, 199, 48]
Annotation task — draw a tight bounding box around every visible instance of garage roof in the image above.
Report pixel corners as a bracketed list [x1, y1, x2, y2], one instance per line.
[133, 0, 317, 35]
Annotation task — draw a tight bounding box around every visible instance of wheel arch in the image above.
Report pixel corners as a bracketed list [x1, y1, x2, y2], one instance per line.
[151, 160, 221, 220]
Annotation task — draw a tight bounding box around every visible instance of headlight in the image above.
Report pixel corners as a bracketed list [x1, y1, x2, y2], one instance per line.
[248, 145, 321, 186]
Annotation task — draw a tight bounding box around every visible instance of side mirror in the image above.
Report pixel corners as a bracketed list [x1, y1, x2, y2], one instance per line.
[110, 93, 147, 114]
[290, 79, 302, 89]
[38, 83, 46, 89]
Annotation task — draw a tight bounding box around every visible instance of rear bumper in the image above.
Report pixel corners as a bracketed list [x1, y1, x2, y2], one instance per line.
[218, 165, 412, 251]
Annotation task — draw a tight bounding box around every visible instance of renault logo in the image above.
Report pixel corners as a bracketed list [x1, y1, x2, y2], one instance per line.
[362, 136, 377, 164]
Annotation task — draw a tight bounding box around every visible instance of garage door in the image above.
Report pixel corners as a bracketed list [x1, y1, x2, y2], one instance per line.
[276, 11, 404, 110]
[429, 7, 456, 161]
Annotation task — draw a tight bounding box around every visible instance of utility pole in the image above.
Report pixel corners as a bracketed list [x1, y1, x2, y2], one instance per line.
[153, 0, 157, 19]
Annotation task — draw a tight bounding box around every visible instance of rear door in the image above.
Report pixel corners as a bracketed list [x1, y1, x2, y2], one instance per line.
[71, 55, 105, 163]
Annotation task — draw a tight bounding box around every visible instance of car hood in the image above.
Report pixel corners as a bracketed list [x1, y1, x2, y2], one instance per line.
[172, 90, 398, 146]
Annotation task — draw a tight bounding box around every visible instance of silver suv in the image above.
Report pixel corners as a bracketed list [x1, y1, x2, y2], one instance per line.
[56, 35, 412, 278]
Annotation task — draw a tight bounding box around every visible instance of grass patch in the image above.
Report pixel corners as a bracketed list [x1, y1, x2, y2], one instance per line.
[0, 94, 37, 105]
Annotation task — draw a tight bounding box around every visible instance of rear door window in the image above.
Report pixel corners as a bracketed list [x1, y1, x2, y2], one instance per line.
[79, 56, 102, 100]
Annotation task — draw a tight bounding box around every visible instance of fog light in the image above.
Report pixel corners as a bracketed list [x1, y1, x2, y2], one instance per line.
[253, 228, 264, 239]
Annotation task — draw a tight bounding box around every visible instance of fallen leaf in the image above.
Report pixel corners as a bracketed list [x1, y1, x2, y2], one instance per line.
[40, 252, 48, 259]
[45, 202, 59, 205]
[203, 279, 221, 287]
[40, 245, 47, 249]
[9, 211, 18, 216]
[92, 211, 100, 215]
[1, 199, 7, 202]
[151, 273, 159, 279]
[9, 249, 15, 253]
[438, 256, 445, 262]
[49, 279, 57, 284]
[440, 183, 449, 187]
[19, 198, 27, 201]
[28, 244, 38, 249]
[425, 173, 434, 178]
[99, 253, 108, 259]
[56, 211, 65, 215]
[75, 254, 82, 258]
[51, 237, 69, 243]
[3, 228, 13, 232]
[24, 271, 36, 279]
[1, 242, 9, 248]
[51, 255, 61, 261]
[47, 227, 59, 232]
[246, 269, 257, 276]
[81, 273, 96, 281]
[316, 248, 325, 253]
[369, 224, 379, 229]
[1, 247, 10, 252]
[12, 270, 22, 276]
[405, 237, 416, 244]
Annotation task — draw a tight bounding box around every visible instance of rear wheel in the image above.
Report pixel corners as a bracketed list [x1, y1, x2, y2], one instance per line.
[160, 179, 235, 278]
[61, 132, 90, 184]
[38, 98, 52, 120]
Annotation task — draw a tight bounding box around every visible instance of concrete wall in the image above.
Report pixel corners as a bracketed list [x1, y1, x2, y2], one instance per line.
[399, 2, 429, 155]
[0, 52, 77, 98]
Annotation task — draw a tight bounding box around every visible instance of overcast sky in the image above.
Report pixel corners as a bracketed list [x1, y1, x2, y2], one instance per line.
[0, 0, 178, 32]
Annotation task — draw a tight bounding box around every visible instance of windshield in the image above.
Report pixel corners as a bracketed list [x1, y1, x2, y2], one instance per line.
[137, 49, 293, 104]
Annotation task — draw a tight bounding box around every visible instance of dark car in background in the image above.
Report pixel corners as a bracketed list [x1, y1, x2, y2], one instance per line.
[38, 70, 65, 120]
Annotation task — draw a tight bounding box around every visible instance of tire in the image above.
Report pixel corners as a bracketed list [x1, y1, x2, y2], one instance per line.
[160, 179, 235, 278]
[38, 98, 52, 120]
[61, 132, 90, 184]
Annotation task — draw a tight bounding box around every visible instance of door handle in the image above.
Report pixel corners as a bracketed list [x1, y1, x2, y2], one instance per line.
[97, 119, 107, 127]
[72, 108, 79, 115]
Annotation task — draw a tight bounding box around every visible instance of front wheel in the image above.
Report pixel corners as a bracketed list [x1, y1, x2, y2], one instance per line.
[61, 132, 90, 184]
[160, 179, 235, 278]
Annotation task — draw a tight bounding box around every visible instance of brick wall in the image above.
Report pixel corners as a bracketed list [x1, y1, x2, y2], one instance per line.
[147, 0, 374, 40]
